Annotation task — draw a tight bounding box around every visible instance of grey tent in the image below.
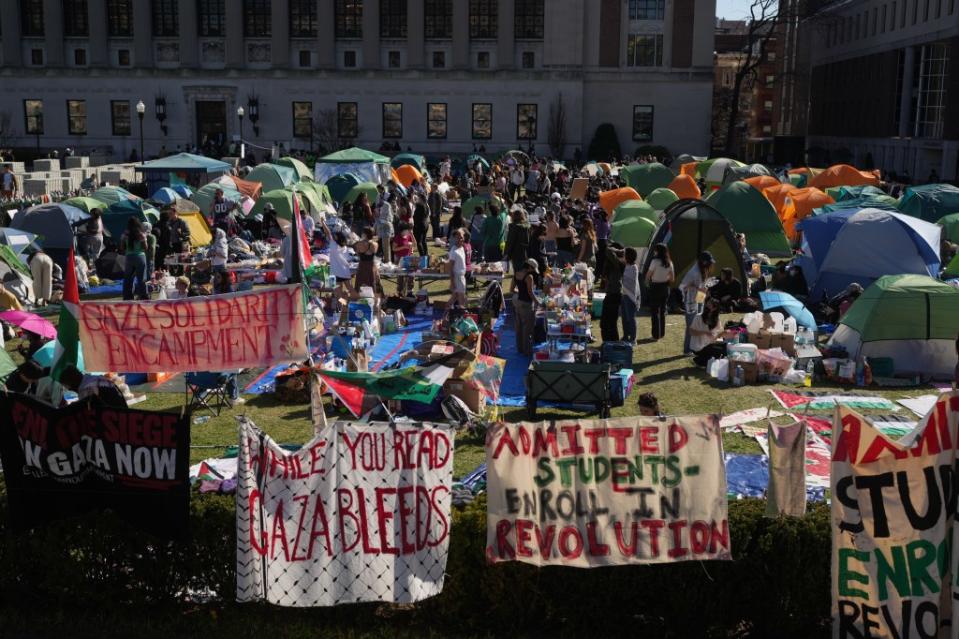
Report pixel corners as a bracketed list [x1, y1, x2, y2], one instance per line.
[0, 246, 35, 305]
[722, 163, 777, 185]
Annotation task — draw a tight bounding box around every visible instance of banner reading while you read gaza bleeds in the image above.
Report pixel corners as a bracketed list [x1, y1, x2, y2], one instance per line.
[79, 285, 307, 373]
[0, 393, 190, 538]
[832, 392, 959, 639]
[486, 416, 731, 567]
[236, 419, 454, 607]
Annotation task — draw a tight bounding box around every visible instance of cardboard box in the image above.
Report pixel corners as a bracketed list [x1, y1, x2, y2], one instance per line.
[740, 361, 759, 384]
[442, 378, 485, 413]
[747, 331, 772, 349]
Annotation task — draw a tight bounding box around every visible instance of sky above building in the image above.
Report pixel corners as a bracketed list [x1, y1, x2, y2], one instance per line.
[716, 0, 752, 19]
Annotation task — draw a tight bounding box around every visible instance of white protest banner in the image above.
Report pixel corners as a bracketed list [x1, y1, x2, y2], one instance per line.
[236, 418, 454, 607]
[832, 391, 959, 638]
[79, 285, 307, 373]
[485, 416, 731, 567]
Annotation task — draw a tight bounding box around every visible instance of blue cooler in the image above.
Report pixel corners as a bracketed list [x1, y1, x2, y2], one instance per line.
[601, 341, 633, 371]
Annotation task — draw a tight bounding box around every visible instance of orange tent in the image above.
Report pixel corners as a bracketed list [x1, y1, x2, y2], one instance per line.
[222, 175, 263, 200]
[394, 164, 423, 188]
[762, 183, 801, 218]
[780, 187, 835, 241]
[808, 164, 881, 190]
[597, 162, 613, 175]
[598, 187, 642, 214]
[744, 175, 780, 192]
[680, 162, 699, 176]
[668, 174, 701, 200]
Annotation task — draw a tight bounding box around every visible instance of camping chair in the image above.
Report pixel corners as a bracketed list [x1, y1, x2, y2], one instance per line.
[185, 372, 233, 417]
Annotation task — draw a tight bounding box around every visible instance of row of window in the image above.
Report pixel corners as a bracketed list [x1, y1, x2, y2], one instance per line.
[18, 0, 546, 40]
[22, 99, 656, 143]
[825, 0, 956, 47]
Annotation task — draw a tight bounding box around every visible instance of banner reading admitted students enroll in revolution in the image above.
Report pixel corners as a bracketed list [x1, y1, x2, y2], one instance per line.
[78, 285, 307, 373]
[485, 416, 731, 567]
[832, 392, 959, 639]
[236, 418, 454, 607]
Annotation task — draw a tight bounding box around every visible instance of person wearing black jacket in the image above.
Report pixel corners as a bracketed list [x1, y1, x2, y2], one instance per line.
[413, 202, 430, 256]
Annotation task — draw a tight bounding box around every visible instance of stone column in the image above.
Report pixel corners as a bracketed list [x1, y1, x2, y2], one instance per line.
[317, 0, 336, 68]
[452, 0, 469, 68]
[899, 45, 916, 138]
[179, 0, 198, 66]
[133, 0, 153, 67]
[498, 0, 514, 69]
[43, 0, 64, 66]
[88, 0, 108, 66]
[272, 0, 290, 68]
[225, 0, 244, 67]
[662, 0, 674, 68]
[362, 0, 380, 69]
[0, 0, 22, 66]
[408, 0, 425, 68]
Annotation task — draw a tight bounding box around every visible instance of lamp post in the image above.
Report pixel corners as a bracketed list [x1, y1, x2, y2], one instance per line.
[136, 100, 145, 164]
[237, 105, 245, 141]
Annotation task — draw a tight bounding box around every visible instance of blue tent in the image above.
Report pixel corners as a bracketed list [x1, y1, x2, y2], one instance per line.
[171, 184, 193, 198]
[897, 183, 959, 222]
[150, 187, 181, 205]
[807, 208, 941, 301]
[795, 208, 861, 288]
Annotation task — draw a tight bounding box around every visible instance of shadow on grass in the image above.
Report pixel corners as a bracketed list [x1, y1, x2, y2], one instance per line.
[640, 354, 690, 368]
[641, 365, 702, 384]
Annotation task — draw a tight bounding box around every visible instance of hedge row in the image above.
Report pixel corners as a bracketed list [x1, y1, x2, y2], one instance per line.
[0, 493, 832, 637]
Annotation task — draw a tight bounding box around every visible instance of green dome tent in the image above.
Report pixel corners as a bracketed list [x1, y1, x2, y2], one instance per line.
[722, 163, 776, 185]
[705, 182, 791, 256]
[897, 184, 959, 222]
[63, 196, 108, 214]
[391, 152, 428, 170]
[246, 163, 298, 192]
[249, 189, 308, 221]
[462, 194, 504, 220]
[937, 212, 959, 243]
[828, 274, 959, 379]
[343, 182, 380, 206]
[92, 185, 142, 207]
[326, 173, 362, 203]
[613, 200, 658, 223]
[620, 163, 673, 197]
[610, 216, 656, 249]
[642, 200, 748, 289]
[814, 194, 899, 216]
[645, 188, 679, 212]
[102, 200, 160, 239]
[825, 184, 887, 202]
[276, 157, 314, 181]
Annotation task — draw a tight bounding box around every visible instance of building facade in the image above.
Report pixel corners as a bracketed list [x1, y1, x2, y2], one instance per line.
[0, 0, 716, 162]
[806, 0, 959, 181]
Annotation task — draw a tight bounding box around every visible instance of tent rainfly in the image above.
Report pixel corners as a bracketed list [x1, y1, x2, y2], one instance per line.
[314, 147, 391, 185]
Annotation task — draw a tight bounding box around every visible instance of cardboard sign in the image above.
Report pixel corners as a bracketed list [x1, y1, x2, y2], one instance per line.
[236, 418, 454, 607]
[485, 416, 731, 567]
[570, 177, 589, 201]
[79, 285, 307, 373]
[831, 392, 959, 638]
[0, 393, 190, 538]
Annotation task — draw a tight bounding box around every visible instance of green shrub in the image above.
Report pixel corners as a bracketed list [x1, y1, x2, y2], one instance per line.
[587, 123, 622, 163]
[0, 491, 831, 637]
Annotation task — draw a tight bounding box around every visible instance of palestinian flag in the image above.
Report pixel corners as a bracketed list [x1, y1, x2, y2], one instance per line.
[316, 363, 454, 417]
[50, 246, 80, 381]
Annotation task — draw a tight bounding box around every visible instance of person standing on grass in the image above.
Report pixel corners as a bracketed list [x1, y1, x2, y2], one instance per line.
[413, 201, 430, 257]
[448, 229, 468, 307]
[645, 243, 674, 341]
[679, 251, 715, 354]
[120, 217, 149, 301]
[621, 247, 640, 343]
[504, 207, 531, 274]
[512, 259, 538, 356]
[481, 202, 508, 263]
[601, 243, 626, 342]
[375, 187, 395, 263]
[428, 183, 445, 240]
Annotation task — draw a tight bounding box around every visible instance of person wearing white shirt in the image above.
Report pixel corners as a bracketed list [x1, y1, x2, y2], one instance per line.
[320, 218, 355, 302]
[644, 243, 675, 340]
[679, 251, 715, 354]
[621, 247, 641, 343]
[210, 228, 228, 270]
[448, 230, 468, 307]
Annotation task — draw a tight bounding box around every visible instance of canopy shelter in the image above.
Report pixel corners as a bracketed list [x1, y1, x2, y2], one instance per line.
[609, 216, 656, 251]
[134, 153, 231, 194]
[326, 173, 362, 204]
[314, 147, 391, 185]
[275, 156, 313, 181]
[807, 208, 941, 301]
[828, 274, 959, 379]
[808, 164, 881, 190]
[743, 175, 780, 192]
[897, 183, 959, 222]
[462, 193, 505, 220]
[723, 163, 776, 186]
[101, 200, 160, 240]
[214, 174, 263, 201]
[193, 183, 243, 216]
[0, 228, 38, 258]
[705, 182, 791, 256]
[150, 187, 181, 205]
[11, 202, 89, 269]
[392, 152, 429, 171]
[620, 163, 674, 197]
[645, 187, 679, 213]
[598, 187, 642, 215]
[245, 163, 298, 193]
[92, 185, 141, 207]
[394, 164, 423, 188]
[642, 199, 748, 289]
[343, 182, 380, 206]
[668, 174, 702, 200]
[613, 200, 658, 224]
[779, 187, 835, 241]
[937, 212, 959, 243]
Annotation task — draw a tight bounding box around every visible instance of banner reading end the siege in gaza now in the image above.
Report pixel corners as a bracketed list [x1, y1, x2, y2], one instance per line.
[236, 419, 454, 607]
[0, 393, 190, 538]
[832, 392, 959, 639]
[78, 285, 307, 373]
[485, 416, 731, 567]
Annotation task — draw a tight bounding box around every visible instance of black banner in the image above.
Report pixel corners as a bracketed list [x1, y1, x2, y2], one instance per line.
[0, 393, 190, 538]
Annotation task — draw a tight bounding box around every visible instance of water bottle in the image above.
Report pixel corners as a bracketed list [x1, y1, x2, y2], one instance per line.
[193, 415, 211, 425]
[733, 365, 744, 387]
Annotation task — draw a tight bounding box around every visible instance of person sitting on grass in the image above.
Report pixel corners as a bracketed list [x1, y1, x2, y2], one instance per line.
[708, 267, 743, 312]
[689, 298, 730, 367]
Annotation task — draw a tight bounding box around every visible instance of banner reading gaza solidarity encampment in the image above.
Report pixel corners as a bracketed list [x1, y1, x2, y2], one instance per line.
[832, 392, 959, 639]
[236, 419, 453, 607]
[485, 416, 731, 567]
[78, 285, 307, 373]
[0, 393, 190, 538]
